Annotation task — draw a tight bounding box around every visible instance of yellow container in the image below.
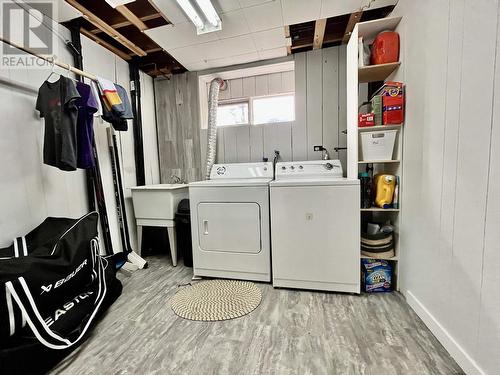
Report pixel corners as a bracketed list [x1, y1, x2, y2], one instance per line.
[374, 174, 396, 207]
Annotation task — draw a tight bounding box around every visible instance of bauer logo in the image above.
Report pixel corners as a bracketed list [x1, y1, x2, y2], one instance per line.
[1, 0, 57, 68]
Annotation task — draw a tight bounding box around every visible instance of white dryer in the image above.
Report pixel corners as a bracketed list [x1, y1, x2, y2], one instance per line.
[189, 162, 273, 282]
[270, 160, 360, 293]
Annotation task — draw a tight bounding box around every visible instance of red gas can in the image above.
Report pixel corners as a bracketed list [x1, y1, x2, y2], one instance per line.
[371, 31, 399, 65]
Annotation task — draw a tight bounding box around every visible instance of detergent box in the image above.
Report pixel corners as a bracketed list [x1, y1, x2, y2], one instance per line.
[361, 259, 393, 293]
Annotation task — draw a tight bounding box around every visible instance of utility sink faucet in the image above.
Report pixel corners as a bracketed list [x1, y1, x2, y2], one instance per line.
[170, 174, 186, 184]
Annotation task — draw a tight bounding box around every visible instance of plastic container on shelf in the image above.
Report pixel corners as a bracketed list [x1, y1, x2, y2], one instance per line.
[360, 129, 397, 161]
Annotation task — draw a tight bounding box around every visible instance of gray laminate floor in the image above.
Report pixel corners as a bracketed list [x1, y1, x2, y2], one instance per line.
[50, 256, 463, 375]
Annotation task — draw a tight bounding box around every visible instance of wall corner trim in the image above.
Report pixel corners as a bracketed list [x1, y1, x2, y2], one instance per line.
[405, 291, 485, 375]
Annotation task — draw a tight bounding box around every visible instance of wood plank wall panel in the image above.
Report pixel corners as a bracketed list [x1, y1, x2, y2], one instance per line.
[449, 0, 497, 352]
[250, 125, 265, 161]
[322, 47, 339, 161]
[155, 72, 201, 183]
[478, 20, 500, 369]
[196, 46, 347, 168]
[338, 45, 348, 175]
[293, 52, 308, 161]
[213, 71, 295, 164]
[390, 0, 500, 373]
[178, 46, 346, 179]
[306, 49, 323, 160]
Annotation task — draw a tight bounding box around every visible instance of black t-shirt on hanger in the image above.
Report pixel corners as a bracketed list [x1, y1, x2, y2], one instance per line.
[36, 76, 81, 171]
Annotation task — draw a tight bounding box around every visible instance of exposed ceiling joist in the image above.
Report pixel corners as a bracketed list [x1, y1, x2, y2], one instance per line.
[65, 0, 147, 56]
[284, 25, 291, 55]
[80, 27, 132, 61]
[89, 13, 162, 33]
[146, 0, 171, 24]
[342, 11, 363, 44]
[291, 37, 342, 51]
[312, 18, 327, 50]
[115, 4, 148, 31]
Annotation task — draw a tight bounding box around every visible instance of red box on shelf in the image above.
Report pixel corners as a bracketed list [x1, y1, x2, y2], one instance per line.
[359, 113, 375, 127]
[381, 82, 404, 125]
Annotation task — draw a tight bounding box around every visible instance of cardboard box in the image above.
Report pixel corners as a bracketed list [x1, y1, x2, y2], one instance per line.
[381, 82, 404, 124]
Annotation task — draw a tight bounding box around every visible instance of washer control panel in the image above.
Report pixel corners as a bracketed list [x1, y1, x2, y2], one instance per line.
[275, 160, 343, 179]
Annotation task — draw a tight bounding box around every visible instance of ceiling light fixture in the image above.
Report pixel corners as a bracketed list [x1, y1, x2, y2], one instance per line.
[195, 0, 220, 27]
[176, 0, 222, 35]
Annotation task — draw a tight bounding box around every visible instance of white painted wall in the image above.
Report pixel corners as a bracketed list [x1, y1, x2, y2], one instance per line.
[0, 28, 159, 255]
[390, 1, 500, 374]
[0, 25, 87, 247]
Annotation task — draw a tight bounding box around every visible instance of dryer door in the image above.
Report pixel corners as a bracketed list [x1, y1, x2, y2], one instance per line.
[197, 202, 262, 253]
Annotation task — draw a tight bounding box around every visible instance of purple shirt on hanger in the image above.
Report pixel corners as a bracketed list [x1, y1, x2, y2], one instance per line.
[75, 81, 98, 169]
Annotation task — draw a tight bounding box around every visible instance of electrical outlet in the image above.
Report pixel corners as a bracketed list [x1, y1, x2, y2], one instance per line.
[314, 145, 323, 152]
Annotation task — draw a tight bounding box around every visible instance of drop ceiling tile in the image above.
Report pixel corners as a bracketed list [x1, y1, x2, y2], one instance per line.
[170, 34, 256, 64]
[213, 9, 251, 39]
[206, 51, 260, 68]
[238, 0, 276, 7]
[151, 0, 189, 24]
[214, 0, 242, 13]
[170, 40, 223, 64]
[58, 1, 82, 22]
[214, 34, 257, 56]
[364, 0, 398, 10]
[243, 0, 283, 32]
[258, 47, 287, 60]
[252, 27, 286, 51]
[184, 60, 211, 71]
[281, 0, 321, 25]
[320, 0, 363, 19]
[145, 22, 218, 50]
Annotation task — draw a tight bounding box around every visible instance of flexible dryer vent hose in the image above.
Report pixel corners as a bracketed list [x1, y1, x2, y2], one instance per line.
[204, 78, 225, 179]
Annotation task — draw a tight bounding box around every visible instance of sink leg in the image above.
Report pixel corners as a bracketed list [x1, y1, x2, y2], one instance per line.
[167, 226, 177, 267]
[137, 225, 142, 256]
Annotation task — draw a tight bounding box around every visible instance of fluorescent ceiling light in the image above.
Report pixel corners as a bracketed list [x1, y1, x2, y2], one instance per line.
[176, 0, 204, 29]
[177, 0, 222, 35]
[105, 0, 135, 8]
[196, 0, 221, 27]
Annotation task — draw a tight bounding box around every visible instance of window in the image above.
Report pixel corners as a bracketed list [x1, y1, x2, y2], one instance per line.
[217, 94, 295, 127]
[217, 101, 249, 126]
[252, 94, 295, 125]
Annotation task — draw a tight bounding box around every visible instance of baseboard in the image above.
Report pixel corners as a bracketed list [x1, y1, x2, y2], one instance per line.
[405, 291, 484, 375]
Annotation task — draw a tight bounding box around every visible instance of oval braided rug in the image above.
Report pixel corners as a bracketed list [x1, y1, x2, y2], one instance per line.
[170, 280, 262, 321]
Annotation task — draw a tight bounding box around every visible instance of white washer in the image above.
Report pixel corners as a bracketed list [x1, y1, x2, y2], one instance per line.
[270, 160, 360, 293]
[189, 162, 273, 282]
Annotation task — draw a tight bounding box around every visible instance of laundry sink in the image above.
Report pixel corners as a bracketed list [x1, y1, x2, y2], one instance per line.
[131, 184, 189, 222]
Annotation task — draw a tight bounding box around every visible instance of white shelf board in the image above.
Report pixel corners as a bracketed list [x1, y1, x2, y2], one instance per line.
[358, 16, 402, 39]
[361, 208, 400, 212]
[358, 160, 400, 164]
[358, 124, 403, 132]
[361, 254, 399, 261]
[358, 62, 401, 83]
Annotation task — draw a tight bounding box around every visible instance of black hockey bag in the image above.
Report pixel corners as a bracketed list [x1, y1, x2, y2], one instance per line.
[0, 212, 121, 349]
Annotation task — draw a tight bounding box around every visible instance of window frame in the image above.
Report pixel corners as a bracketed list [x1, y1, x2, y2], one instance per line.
[216, 98, 251, 127]
[249, 92, 295, 125]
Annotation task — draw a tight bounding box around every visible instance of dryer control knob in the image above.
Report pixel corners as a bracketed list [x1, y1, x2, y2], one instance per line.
[325, 163, 333, 170]
[281, 166, 286, 170]
[290, 166, 295, 170]
[299, 165, 303, 169]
